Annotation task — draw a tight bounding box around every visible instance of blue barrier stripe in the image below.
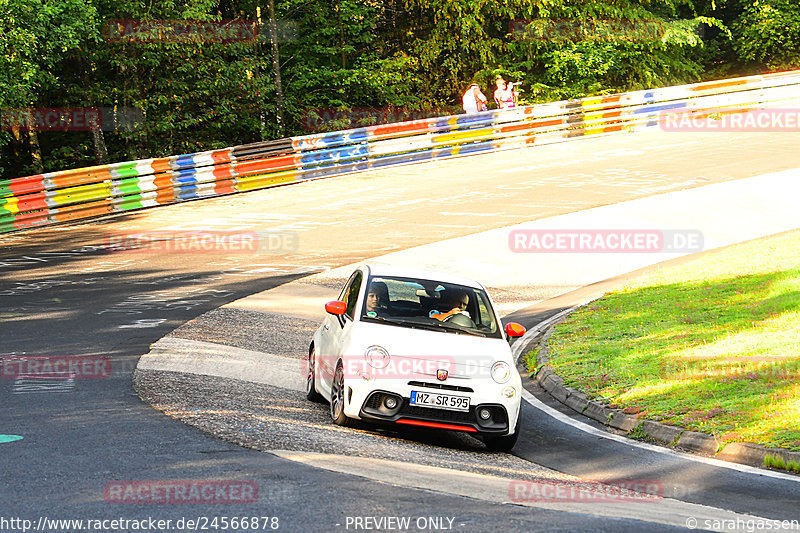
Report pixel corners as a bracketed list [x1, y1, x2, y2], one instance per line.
[456, 140, 496, 155]
[432, 114, 495, 130]
[173, 169, 198, 184]
[633, 102, 688, 114]
[370, 150, 434, 168]
[295, 129, 371, 151]
[177, 191, 199, 200]
[299, 161, 369, 180]
[173, 154, 199, 170]
[299, 144, 370, 165]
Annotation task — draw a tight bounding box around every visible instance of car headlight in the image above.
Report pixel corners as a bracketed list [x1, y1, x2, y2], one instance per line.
[365, 345, 390, 369]
[491, 361, 512, 384]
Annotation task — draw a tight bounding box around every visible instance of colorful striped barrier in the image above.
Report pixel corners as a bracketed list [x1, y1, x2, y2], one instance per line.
[2, 69, 800, 234]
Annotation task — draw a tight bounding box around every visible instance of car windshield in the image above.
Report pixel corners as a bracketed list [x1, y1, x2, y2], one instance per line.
[360, 275, 502, 339]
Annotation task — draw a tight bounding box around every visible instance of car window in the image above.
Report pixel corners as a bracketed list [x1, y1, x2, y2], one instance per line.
[472, 289, 498, 334]
[344, 271, 363, 319]
[360, 275, 501, 338]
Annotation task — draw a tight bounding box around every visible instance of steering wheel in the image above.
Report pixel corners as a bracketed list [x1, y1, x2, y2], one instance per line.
[443, 312, 476, 329]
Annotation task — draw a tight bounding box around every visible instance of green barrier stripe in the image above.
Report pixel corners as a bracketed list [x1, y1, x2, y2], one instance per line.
[114, 178, 144, 195]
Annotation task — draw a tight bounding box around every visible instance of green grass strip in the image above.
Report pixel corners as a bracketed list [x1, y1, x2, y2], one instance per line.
[541, 231, 800, 452]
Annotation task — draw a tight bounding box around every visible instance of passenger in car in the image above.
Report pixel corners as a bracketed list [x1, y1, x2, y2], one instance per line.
[429, 290, 470, 321]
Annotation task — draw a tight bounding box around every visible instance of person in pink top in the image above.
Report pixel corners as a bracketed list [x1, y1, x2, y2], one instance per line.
[493, 76, 518, 110]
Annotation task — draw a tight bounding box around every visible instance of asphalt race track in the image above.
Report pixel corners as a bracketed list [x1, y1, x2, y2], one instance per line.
[2, 128, 800, 532]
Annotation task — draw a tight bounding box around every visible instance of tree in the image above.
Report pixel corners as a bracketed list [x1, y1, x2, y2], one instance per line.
[734, 0, 800, 71]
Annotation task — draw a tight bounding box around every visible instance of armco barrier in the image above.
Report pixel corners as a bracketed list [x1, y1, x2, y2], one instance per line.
[2, 70, 800, 234]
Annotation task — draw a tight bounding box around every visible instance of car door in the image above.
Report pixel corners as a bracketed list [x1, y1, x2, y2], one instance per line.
[319, 269, 364, 394]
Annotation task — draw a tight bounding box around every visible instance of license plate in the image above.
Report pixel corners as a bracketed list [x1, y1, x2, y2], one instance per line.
[409, 390, 469, 412]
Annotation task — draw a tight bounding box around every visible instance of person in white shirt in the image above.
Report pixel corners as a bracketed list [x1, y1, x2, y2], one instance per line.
[462, 83, 488, 114]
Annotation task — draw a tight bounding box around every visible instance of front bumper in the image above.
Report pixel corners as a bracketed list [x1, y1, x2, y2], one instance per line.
[344, 378, 521, 436]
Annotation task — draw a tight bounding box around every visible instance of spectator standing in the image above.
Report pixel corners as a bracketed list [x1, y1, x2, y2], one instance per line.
[462, 83, 488, 114]
[493, 76, 518, 110]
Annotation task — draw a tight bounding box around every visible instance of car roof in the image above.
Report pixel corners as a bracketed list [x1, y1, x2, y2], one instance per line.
[361, 262, 485, 290]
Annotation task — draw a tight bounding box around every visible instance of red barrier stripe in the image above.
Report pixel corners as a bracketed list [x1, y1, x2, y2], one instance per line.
[214, 178, 236, 195]
[212, 162, 235, 180]
[9, 175, 46, 196]
[13, 210, 48, 229]
[15, 192, 48, 212]
[235, 154, 298, 176]
[371, 121, 431, 139]
[211, 149, 233, 164]
[395, 419, 478, 432]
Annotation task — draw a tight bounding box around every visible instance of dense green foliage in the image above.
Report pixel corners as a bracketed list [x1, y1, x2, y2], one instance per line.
[1, 0, 797, 178]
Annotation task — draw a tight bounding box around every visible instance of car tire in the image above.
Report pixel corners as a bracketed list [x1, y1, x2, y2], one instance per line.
[483, 422, 520, 452]
[306, 346, 324, 403]
[330, 362, 354, 427]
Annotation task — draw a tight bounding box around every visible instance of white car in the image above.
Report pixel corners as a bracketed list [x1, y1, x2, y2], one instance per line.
[307, 264, 527, 451]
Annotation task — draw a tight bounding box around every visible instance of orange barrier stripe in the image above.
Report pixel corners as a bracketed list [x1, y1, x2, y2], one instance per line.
[693, 78, 749, 92]
[154, 174, 174, 204]
[51, 199, 113, 222]
[50, 167, 113, 188]
[151, 158, 172, 173]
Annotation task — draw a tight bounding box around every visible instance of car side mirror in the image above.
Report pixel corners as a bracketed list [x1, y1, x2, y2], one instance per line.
[504, 322, 526, 338]
[325, 300, 347, 315]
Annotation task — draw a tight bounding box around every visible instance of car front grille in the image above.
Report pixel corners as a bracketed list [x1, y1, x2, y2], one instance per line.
[399, 404, 474, 423]
[407, 380, 474, 393]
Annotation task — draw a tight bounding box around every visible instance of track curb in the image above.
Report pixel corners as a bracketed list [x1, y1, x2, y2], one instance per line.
[514, 303, 800, 474]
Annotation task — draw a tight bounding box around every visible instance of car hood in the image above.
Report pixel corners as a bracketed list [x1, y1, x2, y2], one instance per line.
[345, 320, 515, 379]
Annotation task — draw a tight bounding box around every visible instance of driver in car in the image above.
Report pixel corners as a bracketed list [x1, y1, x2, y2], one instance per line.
[429, 290, 470, 321]
[365, 281, 389, 317]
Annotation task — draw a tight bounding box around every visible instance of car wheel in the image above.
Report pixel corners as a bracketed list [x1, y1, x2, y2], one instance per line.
[483, 422, 520, 452]
[330, 362, 354, 427]
[306, 346, 324, 403]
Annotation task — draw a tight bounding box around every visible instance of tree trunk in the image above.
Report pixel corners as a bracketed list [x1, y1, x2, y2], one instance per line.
[25, 114, 43, 174]
[267, 0, 285, 137]
[91, 125, 109, 164]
